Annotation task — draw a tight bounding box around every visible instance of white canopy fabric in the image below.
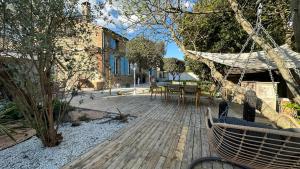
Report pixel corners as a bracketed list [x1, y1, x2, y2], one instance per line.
[188, 45, 300, 70]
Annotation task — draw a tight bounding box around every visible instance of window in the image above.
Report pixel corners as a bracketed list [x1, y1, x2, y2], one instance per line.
[110, 37, 117, 49]
[116, 39, 119, 49]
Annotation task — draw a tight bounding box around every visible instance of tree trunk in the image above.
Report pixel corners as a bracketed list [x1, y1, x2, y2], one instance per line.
[41, 126, 62, 147]
[228, 0, 300, 105]
[185, 52, 300, 129]
[161, 8, 300, 128]
[293, 0, 300, 51]
[172, 73, 176, 80]
[278, 0, 293, 47]
[0, 67, 62, 147]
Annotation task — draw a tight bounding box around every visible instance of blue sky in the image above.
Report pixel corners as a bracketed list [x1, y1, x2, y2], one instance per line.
[165, 42, 184, 60]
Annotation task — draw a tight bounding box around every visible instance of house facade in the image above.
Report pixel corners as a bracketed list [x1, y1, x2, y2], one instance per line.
[63, 1, 133, 90]
[94, 27, 133, 89]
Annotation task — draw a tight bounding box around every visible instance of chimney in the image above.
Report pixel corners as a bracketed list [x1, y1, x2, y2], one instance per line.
[82, 1, 91, 22]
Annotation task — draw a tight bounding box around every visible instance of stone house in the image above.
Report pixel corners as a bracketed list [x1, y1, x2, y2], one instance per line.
[59, 1, 133, 90]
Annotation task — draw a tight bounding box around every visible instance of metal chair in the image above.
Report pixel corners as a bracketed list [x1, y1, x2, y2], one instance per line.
[166, 84, 182, 104]
[150, 82, 162, 99]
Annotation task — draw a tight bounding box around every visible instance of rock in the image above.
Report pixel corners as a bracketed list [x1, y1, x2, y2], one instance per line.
[22, 155, 28, 159]
[71, 121, 81, 127]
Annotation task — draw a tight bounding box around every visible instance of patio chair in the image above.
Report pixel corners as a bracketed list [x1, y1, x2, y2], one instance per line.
[204, 108, 300, 169]
[182, 85, 200, 107]
[166, 84, 182, 104]
[150, 81, 162, 99]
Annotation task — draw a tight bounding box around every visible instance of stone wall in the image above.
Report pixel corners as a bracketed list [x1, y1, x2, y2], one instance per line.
[57, 22, 134, 90]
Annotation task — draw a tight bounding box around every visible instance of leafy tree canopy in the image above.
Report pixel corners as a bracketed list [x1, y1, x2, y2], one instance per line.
[163, 57, 185, 80]
[180, 0, 290, 53]
[180, 0, 291, 82]
[126, 36, 165, 70]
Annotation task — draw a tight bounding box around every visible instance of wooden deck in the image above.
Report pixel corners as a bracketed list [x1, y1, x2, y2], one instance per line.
[63, 94, 265, 169]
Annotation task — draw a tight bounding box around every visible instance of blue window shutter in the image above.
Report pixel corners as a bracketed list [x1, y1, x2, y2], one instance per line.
[110, 37, 116, 49]
[109, 54, 115, 74]
[124, 58, 129, 75]
[123, 57, 126, 75]
[120, 57, 124, 75]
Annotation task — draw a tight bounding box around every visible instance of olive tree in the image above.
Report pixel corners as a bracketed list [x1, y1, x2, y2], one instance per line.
[126, 36, 165, 70]
[0, 0, 99, 146]
[115, 0, 300, 128]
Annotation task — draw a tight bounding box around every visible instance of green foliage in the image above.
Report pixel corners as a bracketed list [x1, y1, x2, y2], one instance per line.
[285, 102, 300, 111]
[185, 57, 211, 81]
[52, 99, 74, 121]
[0, 103, 17, 140]
[284, 102, 300, 119]
[0, 102, 23, 121]
[185, 57, 227, 81]
[126, 36, 165, 70]
[0, 0, 98, 146]
[163, 58, 185, 80]
[180, 0, 290, 53]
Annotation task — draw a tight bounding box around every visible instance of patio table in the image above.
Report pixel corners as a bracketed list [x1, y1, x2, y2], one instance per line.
[162, 84, 201, 105]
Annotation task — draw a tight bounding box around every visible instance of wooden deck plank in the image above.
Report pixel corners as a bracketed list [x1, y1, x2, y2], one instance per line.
[62, 95, 248, 169]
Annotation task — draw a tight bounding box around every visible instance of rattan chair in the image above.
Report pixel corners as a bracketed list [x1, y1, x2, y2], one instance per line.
[205, 108, 300, 169]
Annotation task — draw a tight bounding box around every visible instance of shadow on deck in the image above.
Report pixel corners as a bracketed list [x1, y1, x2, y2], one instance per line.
[63, 95, 268, 169]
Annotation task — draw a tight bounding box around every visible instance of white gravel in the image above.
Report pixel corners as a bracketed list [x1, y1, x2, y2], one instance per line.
[0, 119, 129, 169]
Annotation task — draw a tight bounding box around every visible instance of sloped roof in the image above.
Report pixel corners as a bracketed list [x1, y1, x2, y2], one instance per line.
[188, 45, 300, 70]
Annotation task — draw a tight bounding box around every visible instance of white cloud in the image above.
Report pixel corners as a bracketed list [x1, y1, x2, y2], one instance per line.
[77, 0, 139, 35]
[182, 0, 195, 11]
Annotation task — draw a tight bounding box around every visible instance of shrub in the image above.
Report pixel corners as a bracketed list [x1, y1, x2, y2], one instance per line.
[284, 102, 300, 118]
[52, 99, 75, 122]
[0, 102, 23, 121]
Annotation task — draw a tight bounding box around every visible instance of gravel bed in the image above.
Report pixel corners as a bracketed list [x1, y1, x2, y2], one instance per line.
[0, 119, 129, 169]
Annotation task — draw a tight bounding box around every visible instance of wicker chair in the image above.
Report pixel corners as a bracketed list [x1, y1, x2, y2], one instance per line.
[205, 108, 300, 169]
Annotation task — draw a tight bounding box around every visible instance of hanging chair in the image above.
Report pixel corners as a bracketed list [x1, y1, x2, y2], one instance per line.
[189, 2, 300, 169]
[205, 108, 300, 169]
